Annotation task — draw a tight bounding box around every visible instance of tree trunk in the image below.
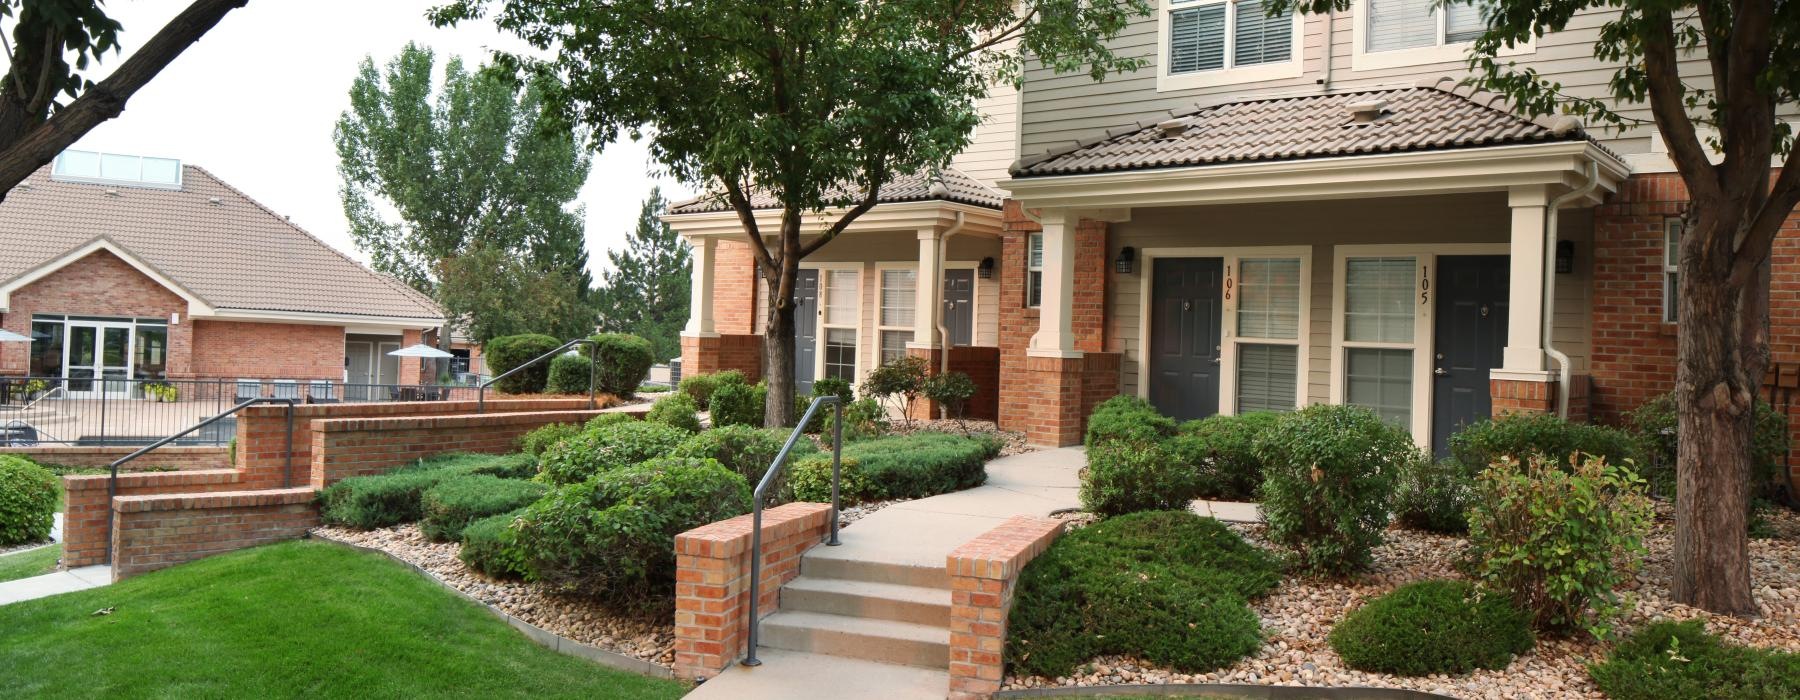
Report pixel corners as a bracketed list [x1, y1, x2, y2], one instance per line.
[762, 271, 799, 428]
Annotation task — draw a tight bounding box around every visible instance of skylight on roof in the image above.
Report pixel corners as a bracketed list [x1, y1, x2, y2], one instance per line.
[52, 149, 182, 190]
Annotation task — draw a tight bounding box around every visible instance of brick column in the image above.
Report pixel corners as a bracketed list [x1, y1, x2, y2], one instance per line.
[1491, 376, 1556, 415]
[945, 516, 1064, 700]
[672, 502, 832, 680]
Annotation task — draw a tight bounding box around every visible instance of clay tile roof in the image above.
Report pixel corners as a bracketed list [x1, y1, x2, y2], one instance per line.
[0, 163, 443, 322]
[667, 166, 1005, 215]
[1011, 77, 1591, 178]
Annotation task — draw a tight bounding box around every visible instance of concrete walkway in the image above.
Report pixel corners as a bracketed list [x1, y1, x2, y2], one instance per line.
[0, 565, 111, 607]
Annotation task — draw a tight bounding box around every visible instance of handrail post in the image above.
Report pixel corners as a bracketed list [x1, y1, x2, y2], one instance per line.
[282, 401, 296, 488]
[477, 385, 486, 414]
[829, 400, 842, 546]
[744, 491, 766, 667]
[742, 395, 841, 667]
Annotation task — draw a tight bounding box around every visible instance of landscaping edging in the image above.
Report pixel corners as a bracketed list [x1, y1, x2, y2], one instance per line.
[995, 683, 1457, 699]
[314, 535, 675, 680]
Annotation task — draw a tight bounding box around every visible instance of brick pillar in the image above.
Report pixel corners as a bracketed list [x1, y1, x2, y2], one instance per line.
[398, 328, 425, 385]
[672, 502, 832, 680]
[997, 200, 1112, 445]
[946, 516, 1063, 700]
[1024, 355, 1086, 446]
[1491, 376, 1557, 415]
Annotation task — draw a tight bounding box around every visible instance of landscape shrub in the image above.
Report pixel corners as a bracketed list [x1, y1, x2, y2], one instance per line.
[1465, 455, 1653, 637]
[822, 398, 888, 446]
[538, 420, 691, 485]
[861, 356, 929, 426]
[0, 455, 57, 546]
[1081, 437, 1198, 516]
[519, 422, 581, 456]
[677, 370, 743, 410]
[1007, 511, 1279, 678]
[1449, 412, 1640, 474]
[1392, 458, 1476, 533]
[459, 509, 529, 579]
[1173, 412, 1281, 501]
[318, 469, 457, 529]
[799, 377, 855, 434]
[513, 457, 751, 611]
[450, 453, 540, 480]
[670, 425, 814, 484]
[1627, 390, 1789, 500]
[1328, 580, 1533, 675]
[789, 455, 869, 504]
[587, 333, 656, 399]
[839, 432, 998, 500]
[544, 353, 592, 395]
[485, 334, 562, 394]
[1588, 620, 1800, 700]
[709, 379, 766, 428]
[420, 475, 549, 542]
[921, 371, 976, 421]
[646, 393, 702, 433]
[1084, 395, 1175, 448]
[1254, 404, 1417, 577]
[584, 412, 636, 431]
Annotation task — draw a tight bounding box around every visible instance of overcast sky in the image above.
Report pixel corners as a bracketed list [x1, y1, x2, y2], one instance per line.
[69, 0, 693, 277]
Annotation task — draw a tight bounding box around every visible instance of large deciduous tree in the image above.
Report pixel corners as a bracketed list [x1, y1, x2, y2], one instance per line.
[335, 42, 595, 345]
[593, 187, 690, 363]
[0, 0, 245, 203]
[431, 0, 1147, 427]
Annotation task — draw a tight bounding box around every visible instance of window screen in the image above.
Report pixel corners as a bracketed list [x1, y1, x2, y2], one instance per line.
[1233, 0, 1293, 66]
[1237, 258, 1302, 339]
[1237, 343, 1298, 413]
[1344, 257, 1415, 343]
[1443, 1, 1486, 43]
[1027, 234, 1044, 307]
[1169, 3, 1227, 73]
[880, 330, 910, 366]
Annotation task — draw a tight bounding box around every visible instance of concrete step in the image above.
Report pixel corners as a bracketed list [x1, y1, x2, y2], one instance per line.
[780, 576, 952, 627]
[757, 610, 950, 669]
[799, 550, 949, 589]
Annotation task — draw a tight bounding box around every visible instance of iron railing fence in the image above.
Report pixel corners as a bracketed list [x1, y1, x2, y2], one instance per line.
[0, 376, 483, 447]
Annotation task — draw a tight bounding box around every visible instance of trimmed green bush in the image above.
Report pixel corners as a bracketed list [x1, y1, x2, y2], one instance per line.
[1082, 437, 1197, 516]
[1174, 411, 1281, 501]
[584, 412, 636, 431]
[1450, 412, 1640, 473]
[838, 432, 997, 500]
[538, 420, 692, 485]
[823, 397, 888, 446]
[1393, 458, 1476, 533]
[1589, 620, 1800, 700]
[1007, 511, 1279, 678]
[519, 422, 581, 456]
[420, 475, 549, 542]
[0, 455, 57, 546]
[1627, 390, 1790, 500]
[1254, 404, 1417, 577]
[459, 509, 529, 579]
[922, 371, 976, 420]
[709, 380, 766, 428]
[800, 378, 856, 434]
[485, 334, 562, 394]
[670, 425, 814, 484]
[397, 452, 539, 480]
[646, 393, 702, 433]
[1329, 580, 1533, 675]
[319, 469, 458, 529]
[545, 353, 592, 395]
[678, 370, 743, 410]
[789, 455, 869, 503]
[513, 457, 751, 611]
[1084, 395, 1175, 447]
[587, 333, 656, 399]
[861, 356, 929, 426]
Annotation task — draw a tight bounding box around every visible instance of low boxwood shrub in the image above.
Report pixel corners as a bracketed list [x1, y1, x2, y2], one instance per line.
[1627, 390, 1789, 500]
[1465, 454, 1653, 637]
[1450, 412, 1640, 473]
[420, 475, 549, 542]
[1007, 511, 1279, 678]
[485, 333, 562, 394]
[709, 379, 766, 428]
[538, 420, 691, 485]
[459, 508, 529, 579]
[1254, 404, 1417, 577]
[1081, 437, 1197, 517]
[519, 422, 580, 456]
[513, 456, 751, 611]
[838, 432, 997, 500]
[545, 353, 592, 395]
[1173, 411, 1281, 501]
[646, 393, 702, 433]
[677, 370, 743, 410]
[587, 333, 655, 399]
[1329, 580, 1533, 675]
[0, 455, 57, 546]
[1084, 395, 1175, 447]
[318, 469, 457, 529]
[789, 455, 869, 503]
[1392, 458, 1476, 533]
[1588, 620, 1800, 700]
[453, 453, 539, 480]
[670, 425, 814, 484]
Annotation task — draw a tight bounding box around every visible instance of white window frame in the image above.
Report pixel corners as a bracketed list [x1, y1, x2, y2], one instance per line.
[875, 262, 918, 366]
[1134, 246, 1313, 415]
[1663, 218, 1681, 323]
[1349, 0, 1533, 71]
[802, 262, 864, 384]
[1329, 243, 1507, 450]
[1158, 0, 1305, 92]
[1026, 233, 1044, 308]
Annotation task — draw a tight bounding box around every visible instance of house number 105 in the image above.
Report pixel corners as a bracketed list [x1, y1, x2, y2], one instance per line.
[1419, 266, 1430, 304]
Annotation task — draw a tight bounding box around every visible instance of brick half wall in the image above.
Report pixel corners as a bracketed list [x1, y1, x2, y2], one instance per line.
[1, 445, 229, 470]
[672, 502, 832, 680]
[680, 334, 763, 383]
[946, 515, 1063, 700]
[62, 469, 247, 567]
[309, 409, 611, 488]
[110, 488, 319, 580]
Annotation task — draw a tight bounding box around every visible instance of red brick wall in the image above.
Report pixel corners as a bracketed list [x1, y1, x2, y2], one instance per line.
[309, 409, 611, 487]
[672, 502, 832, 680]
[0, 249, 192, 377]
[189, 319, 344, 381]
[62, 469, 247, 567]
[715, 239, 761, 336]
[947, 346, 1001, 421]
[680, 333, 764, 382]
[946, 515, 1063, 700]
[1492, 378, 1556, 415]
[110, 488, 318, 580]
[1, 445, 228, 470]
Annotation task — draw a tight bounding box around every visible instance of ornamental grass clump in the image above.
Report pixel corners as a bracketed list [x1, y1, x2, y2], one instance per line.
[1253, 404, 1417, 576]
[1329, 579, 1533, 675]
[0, 455, 57, 546]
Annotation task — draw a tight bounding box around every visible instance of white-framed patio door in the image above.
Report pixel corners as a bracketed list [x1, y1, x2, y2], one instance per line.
[64, 321, 133, 398]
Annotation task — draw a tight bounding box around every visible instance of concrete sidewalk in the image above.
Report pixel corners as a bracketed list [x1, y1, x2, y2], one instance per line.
[0, 565, 111, 607]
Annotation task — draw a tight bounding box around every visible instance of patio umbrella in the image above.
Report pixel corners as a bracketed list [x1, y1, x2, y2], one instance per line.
[388, 344, 454, 387]
[0, 328, 30, 342]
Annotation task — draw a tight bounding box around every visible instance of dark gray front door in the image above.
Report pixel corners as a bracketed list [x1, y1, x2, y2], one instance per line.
[944, 269, 975, 347]
[792, 269, 819, 394]
[1148, 258, 1224, 421]
[1431, 255, 1509, 457]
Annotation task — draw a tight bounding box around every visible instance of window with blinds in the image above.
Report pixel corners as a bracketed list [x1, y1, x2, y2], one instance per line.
[879, 331, 909, 366]
[1344, 257, 1415, 343]
[1169, 0, 1291, 75]
[1368, 0, 1486, 52]
[1237, 343, 1298, 413]
[1170, 3, 1226, 73]
[1346, 347, 1412, 427]
[1234, 0, 1292, 66]
[825, 270, 858, 326]
[1237, 258, 1302, 339]
[880, 269, 916, 328]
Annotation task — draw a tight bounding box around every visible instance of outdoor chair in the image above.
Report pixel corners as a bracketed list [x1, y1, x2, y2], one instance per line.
[307, 380, 340, 404]
[272, 380, 301, 401]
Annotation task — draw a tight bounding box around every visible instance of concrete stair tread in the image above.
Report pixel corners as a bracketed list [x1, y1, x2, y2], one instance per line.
[762, 610, 949, 644]
[782, 576, 951, 602]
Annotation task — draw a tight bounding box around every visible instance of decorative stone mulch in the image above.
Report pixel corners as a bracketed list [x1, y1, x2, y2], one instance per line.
[311, 524, 675, 668]
[886, 418, 1036, 456]
[1004, 505, 1800, 699]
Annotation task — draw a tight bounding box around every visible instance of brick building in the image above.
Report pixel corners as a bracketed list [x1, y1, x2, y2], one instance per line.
[0, 150, 444, 399]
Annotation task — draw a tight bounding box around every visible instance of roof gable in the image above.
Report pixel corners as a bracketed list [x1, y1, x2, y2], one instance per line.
[0, 236, 214, 314]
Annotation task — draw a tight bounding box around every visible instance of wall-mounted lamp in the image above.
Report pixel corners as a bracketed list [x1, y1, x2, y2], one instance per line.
[977, 257, 995, 279]
[1555, 240, 1575, 274]
[1115, 247, 1136, 275]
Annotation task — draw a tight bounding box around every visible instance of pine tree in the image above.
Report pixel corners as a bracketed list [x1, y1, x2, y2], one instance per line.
[594, 188, 691, 361]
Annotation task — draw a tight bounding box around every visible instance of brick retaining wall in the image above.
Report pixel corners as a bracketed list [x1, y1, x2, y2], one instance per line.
[110, 488, 318, 580]
[63, 469, 248, 567]
[671, 502, 832, 680]
[945, 516, 1064, 700]
[0, 445, 229, 470]
[309, 409, 610, 488]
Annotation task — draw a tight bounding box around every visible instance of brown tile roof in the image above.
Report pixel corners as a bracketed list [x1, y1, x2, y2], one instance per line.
[1012, 77, 1590, 178]
[667, 167, 1005, 215]
[0, 163, 443, 322]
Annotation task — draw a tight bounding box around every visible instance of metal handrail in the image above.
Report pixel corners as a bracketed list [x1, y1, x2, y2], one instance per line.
[476, 338, 598, 413]
[104, 397, 297, 564]
[743, 395, 844, 667]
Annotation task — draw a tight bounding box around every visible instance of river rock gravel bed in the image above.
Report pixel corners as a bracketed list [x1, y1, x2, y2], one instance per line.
[1002, 505, 1800, 699]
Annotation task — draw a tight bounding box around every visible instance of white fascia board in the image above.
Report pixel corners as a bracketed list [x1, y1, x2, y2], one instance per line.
[0, 236, 216, 315]
[664, 200, 1004, 239]
[197, 307, 445, 329]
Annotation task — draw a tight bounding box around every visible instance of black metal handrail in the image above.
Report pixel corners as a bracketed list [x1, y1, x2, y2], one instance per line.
[476, 338, 597, 413]
[743, 395, 844, 667]
[103, 397, 297, 564]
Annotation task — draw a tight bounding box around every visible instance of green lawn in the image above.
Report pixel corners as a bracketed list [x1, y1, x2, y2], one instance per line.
[0, 540, 688, 699]
[0, 543, 60, 583]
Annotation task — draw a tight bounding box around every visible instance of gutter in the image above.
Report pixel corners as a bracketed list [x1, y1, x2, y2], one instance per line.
[1542, 160, 1600, 419]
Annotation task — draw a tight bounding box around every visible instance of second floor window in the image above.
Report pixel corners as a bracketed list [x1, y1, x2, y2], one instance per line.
[1169, 0, 1294, 74]
[1366, 0, 1484, 53]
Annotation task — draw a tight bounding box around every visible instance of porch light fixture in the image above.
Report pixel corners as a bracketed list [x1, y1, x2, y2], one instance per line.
[1555, 240, 1575, 274]
[978, 257, 995, 279]
[1115, 247, 1136, 275]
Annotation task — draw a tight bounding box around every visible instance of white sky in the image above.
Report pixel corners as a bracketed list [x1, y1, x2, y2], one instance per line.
[69, 0, 693, 277]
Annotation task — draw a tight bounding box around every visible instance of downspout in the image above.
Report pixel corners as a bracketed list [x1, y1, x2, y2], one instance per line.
[1542, 161, 1599, 419]
[1319, 9, 1334, 90]
[938, 211, 967, 372]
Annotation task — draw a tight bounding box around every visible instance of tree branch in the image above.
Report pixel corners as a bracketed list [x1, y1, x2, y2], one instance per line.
[798, 161, 889, 258]
[721, 175, 778, 275]
[1718, 0, 1776, 195]
[1730, 145, 1800, 287]
[1642, 8, 1721, 202]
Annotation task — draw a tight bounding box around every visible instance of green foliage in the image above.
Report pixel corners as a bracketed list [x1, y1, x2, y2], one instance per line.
[646, 392, 702, 433]
[459, 509, 530, 579]
[1589, 620, 1800, 700]
[0, 455, 57, 546]
[1084, 395, 1175, 448]
[670, 425, 813, 484]
[1393, 458, 1477, 533]
[592, 189, 690, 363]
[1081, 437, 1197, 517]
[1174, 412, 1281, 501]
[789, 455, 869, 504]
[319, 469, 458, 530]
[1450, 412, 1641, 474]
[584, 412, 637, 431]
[861, 357, 929, 426]
[799, 377, 856, 433]
[544, 353, 592, 395]
[921, 371, 976, 420]
[709, 380, 766, 428]
[822, 398, 889, 446]
[677, 370, 742, 410]
[1254, 404, 1418, 577]
[1627, 391, 1790, 500]
[587, 333, 656, 399]
[513, 457, 751, 610]
[420, 475, 548, 542]
[519, 422, 580, 456]
[1329, 580, 1534, 676]
[810, 377, 854, 403]
[1007, 511, 1279, 678]
[485, 334, 563, 394]
[450, 453, 540, 480]
[537, 420, 691, 485]
[1465, 455, 1654, 638]
[838, 432, 997, 500]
